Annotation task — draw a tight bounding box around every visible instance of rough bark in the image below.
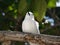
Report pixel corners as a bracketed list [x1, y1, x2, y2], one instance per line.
[2, 41, 11, 45]
[0, 31, 60, 45]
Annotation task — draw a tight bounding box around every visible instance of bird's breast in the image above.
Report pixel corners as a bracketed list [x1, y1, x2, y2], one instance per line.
[22, 19, 38, 34]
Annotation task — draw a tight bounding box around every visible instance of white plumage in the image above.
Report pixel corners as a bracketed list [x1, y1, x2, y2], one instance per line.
[28, 12, 40, 34]
[22, 12, 40, 45]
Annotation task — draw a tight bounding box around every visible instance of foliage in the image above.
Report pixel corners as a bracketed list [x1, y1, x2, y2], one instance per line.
[47, 0, 57, 8]
[0, 0, 17, 30]
[0, 0, 60, 35]
[30, 0, 47, 22]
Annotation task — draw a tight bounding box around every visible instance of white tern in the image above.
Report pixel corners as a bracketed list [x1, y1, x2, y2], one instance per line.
[22, 12, 40, 45]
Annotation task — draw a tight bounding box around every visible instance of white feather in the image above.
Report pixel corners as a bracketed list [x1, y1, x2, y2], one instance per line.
[22, 12, 40, 45]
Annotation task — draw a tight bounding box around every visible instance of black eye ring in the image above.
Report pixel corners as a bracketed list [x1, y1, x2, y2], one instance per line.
[28, 12, 30, 16]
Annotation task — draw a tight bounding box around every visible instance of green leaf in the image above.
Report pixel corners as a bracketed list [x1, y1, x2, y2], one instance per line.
[47, 0, 57, 8]
[8, 6, 13, 10]
[18, 0, 29, 16]
[30, 0, 47, 22]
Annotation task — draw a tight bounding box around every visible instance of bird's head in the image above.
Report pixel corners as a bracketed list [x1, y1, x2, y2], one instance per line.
[24, 12, 31, 19]
[28, 12, 34, 20]
[24, 12, 34, 20]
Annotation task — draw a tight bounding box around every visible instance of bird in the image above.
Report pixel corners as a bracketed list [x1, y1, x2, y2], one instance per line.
[28, 12, 40, 34]
[22, 12, 40, 45]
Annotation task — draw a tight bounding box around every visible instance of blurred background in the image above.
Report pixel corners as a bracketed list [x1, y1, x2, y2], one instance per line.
[0, 0, 60, 45]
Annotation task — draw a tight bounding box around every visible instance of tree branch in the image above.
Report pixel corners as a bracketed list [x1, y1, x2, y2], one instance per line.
[0, 31, 60, 45]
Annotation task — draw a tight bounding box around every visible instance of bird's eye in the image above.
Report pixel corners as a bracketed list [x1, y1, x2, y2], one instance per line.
[28, 12, 30, 16]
